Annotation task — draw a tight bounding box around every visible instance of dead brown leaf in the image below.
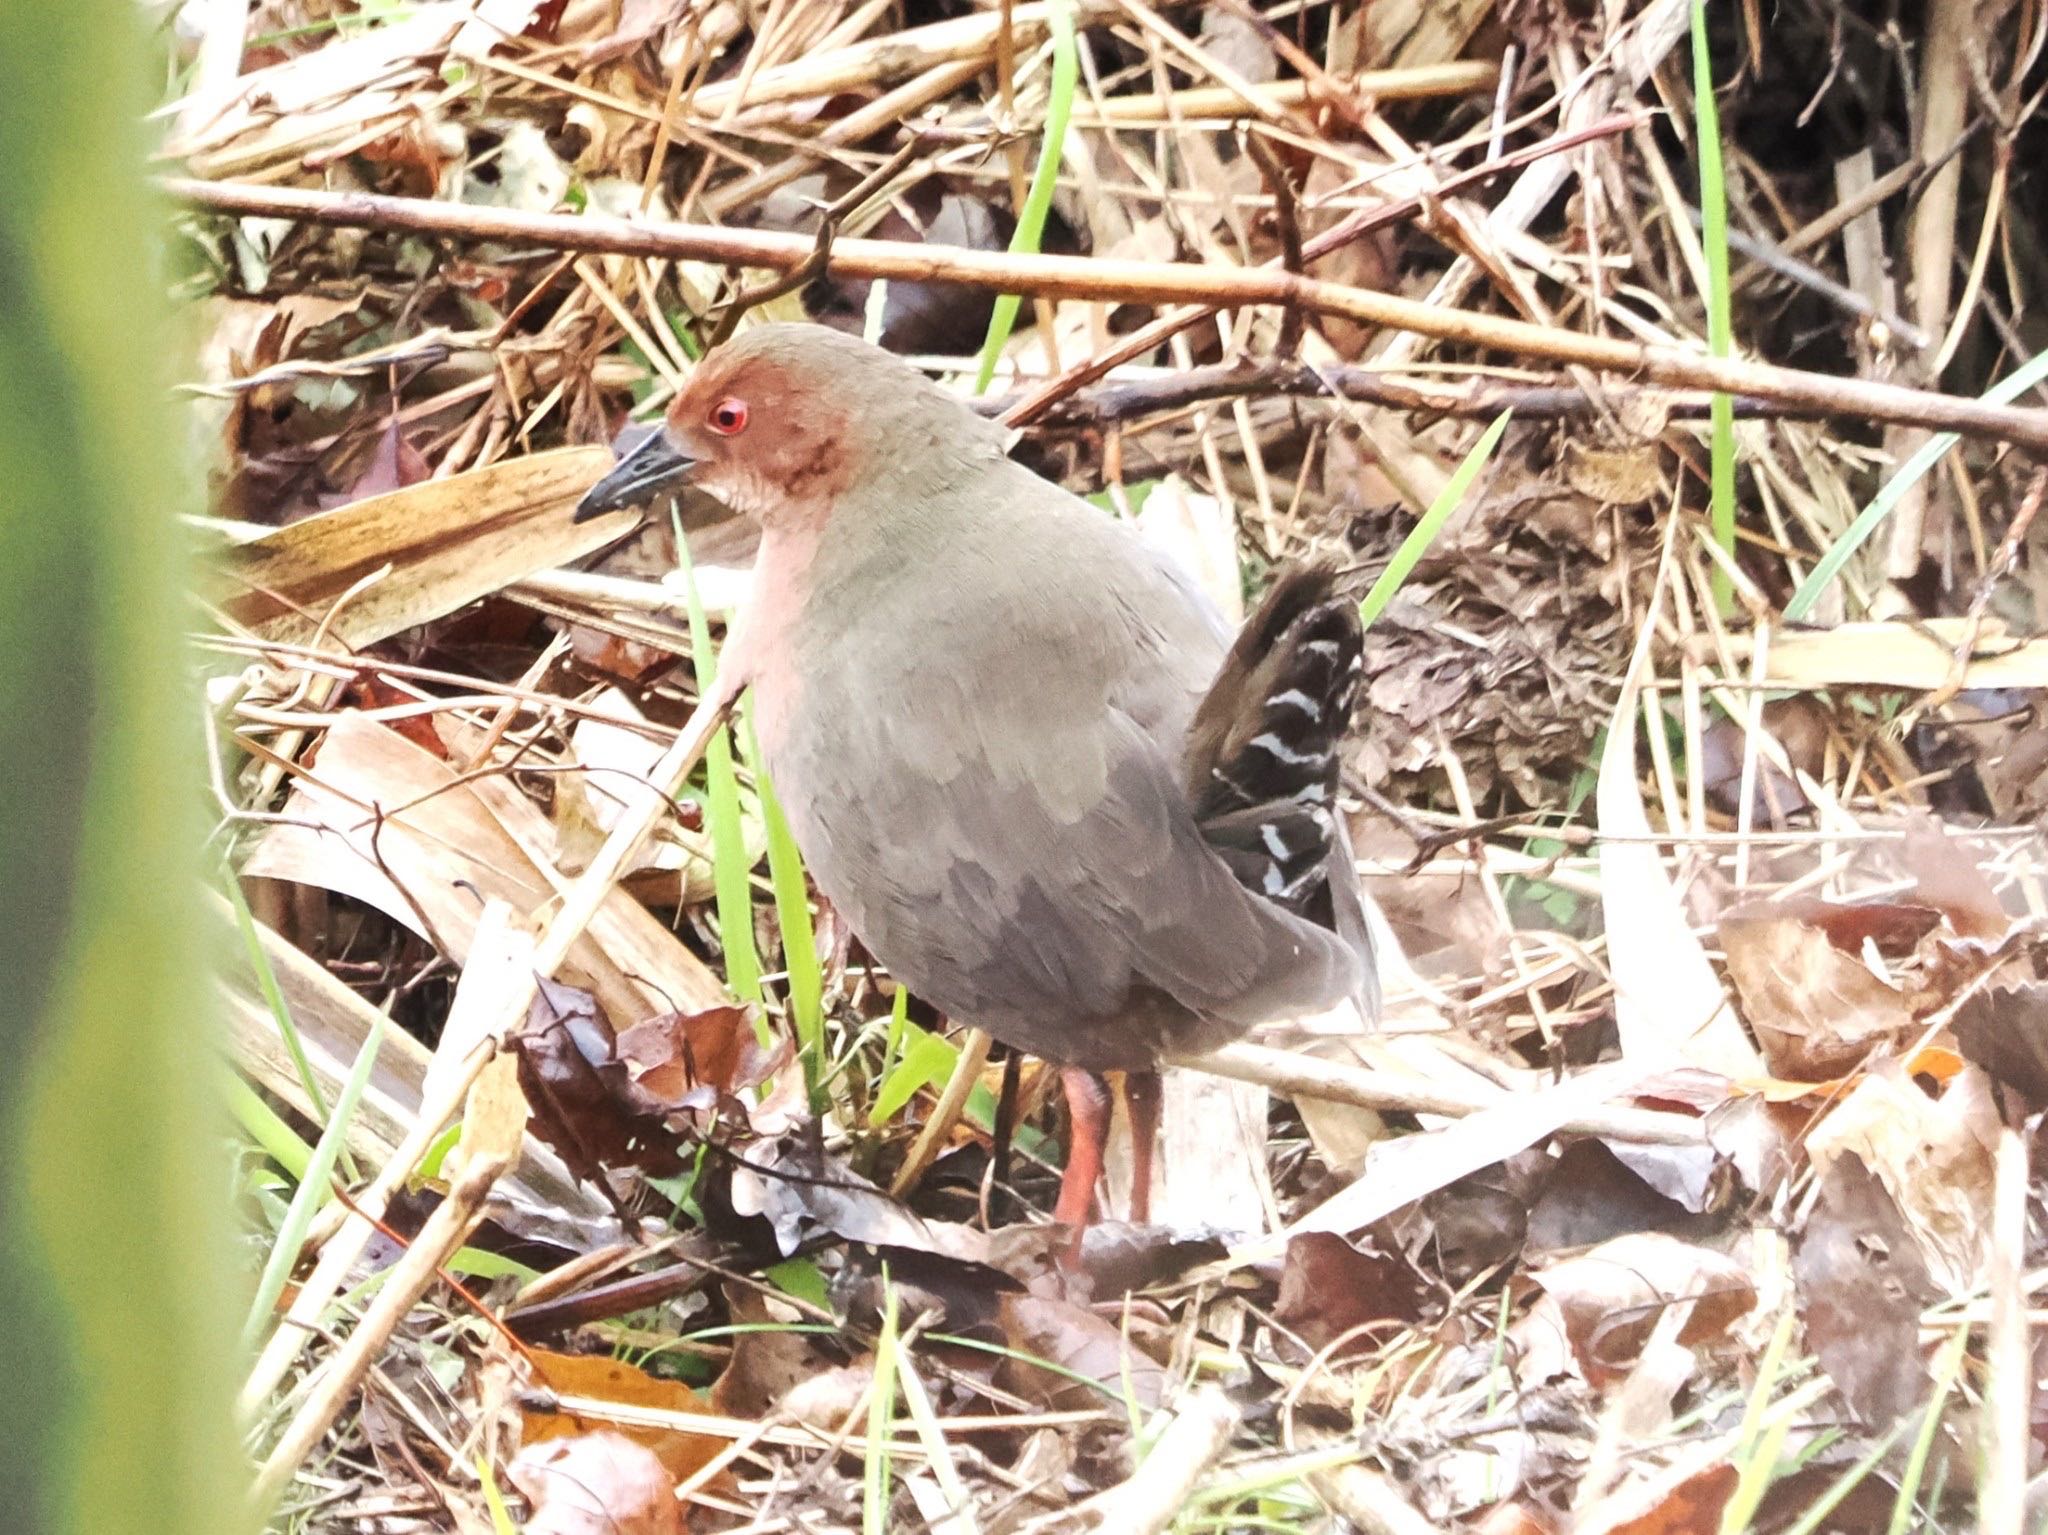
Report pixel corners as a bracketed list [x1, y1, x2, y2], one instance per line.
[508, 1430, 683, 1535]
[1273, 1231, 1433, 1360]
[244, 714, 727, 1032]
[510, 977, 691, 1184]
[1793, 1155, 1935, 1426]
[219, 445, 617, 649]
[615, 1004, 786, 1118]
[996, 1292, 1169, 1411]
[1719, 908, 1917, 1081]
[1806, 1059, 1998, 1291]
[1582, 1461, 1738, 1535]
[1523, 1233, 1755, 1389]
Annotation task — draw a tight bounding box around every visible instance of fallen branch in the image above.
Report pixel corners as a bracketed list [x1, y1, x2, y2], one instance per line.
[164, 176, 2048, 450]
[1187, 1040, 1708, 1146]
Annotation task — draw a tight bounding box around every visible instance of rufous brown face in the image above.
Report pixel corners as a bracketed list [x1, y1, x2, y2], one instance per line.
[576, 334, 856, 525]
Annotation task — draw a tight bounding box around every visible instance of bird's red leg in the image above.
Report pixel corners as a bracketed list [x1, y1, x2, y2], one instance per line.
[1123, 1069, 1162, 1225]
[1055, 1067, 1112, 1250]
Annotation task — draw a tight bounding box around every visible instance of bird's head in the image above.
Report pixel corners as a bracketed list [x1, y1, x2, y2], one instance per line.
[575, 323, 1004, 529]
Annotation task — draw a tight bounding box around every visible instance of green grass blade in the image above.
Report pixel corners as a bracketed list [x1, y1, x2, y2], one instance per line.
[1359, 410, 1511, 629]
[240, 1013, 385, 1351]
[863, 1274, 900, 1535]
[225, 871, 331, 1123]
[974, 0, 1078, 393]
[741, 704, 825, 1109]
[228, 1076, 313, 1183]
[1786, 344, 2048, 620]
[1691, 0, 1737, 613]
[1887, 1321, 1972, 1535]
[1777, 1419, 1908, 1535]
[671, 509, 763, 1009]
[872, 1020, 957, 1125]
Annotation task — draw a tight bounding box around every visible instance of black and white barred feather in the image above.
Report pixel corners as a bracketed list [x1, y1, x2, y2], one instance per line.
[1181, 566, 1363, 917]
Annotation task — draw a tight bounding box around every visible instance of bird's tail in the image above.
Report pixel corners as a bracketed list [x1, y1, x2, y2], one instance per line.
[1181, 565, 1363, 920]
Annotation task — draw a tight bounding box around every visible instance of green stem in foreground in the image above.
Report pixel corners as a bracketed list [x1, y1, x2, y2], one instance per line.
[1358, 411, 1512, 630]
[672, 510, 764, 1010]
[1691, 0, 1738, 614]
[974, 0, 1079, 393]
[1785, 345, 2048, 620]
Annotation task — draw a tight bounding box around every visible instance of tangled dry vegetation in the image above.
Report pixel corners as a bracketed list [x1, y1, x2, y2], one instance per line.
[173, 0, 2048, 1529]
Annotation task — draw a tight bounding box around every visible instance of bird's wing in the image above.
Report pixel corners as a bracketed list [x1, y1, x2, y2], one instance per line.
[771, 513, 1361, 1066]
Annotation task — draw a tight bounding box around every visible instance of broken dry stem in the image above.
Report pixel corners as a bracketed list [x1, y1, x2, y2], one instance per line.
[249, 1154, 508, 1511]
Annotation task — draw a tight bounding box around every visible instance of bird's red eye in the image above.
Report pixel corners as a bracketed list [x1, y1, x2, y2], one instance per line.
[707, 397, 749, 435]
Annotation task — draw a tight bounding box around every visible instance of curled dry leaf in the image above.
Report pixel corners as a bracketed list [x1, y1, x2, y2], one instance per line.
[510, 977, 691, 1184]
[728, 1137, 937, 1257]
[1521, 1233, 1755, 1390]
[615, 1004, 789, 1120]
[1805, 1059, 1998, 1292]
[1524, 1141, 1699, 1252]
[1718, 906, 1918, 1081]
[243, 714, 727, 1032]
[508, 1430, 682, 1535]
[1274, 1231, 1433, 1361]
[1576, 1459, 1738, 1535]
[996, 1292, 1169, 1411]
[1792, 1155, 1935, 1426]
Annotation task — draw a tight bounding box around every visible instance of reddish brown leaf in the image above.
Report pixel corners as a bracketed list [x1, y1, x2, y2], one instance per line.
[508, 978, 689, 1184]
[347, 673, 448, 760]
[1274, 1231, 1433, 1360]
[615, 1003, 785, 1114]
[1594, 1462, 1738, 1535]
[1721, 893, 1943, 956]
[1526, 1234, 1756, 1388]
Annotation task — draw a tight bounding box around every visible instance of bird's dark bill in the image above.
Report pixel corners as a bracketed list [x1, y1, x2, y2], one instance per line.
[575, 430, 697, 521]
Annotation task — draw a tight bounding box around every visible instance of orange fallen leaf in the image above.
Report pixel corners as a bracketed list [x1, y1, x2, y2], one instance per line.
[523, 1349, 725, 1488]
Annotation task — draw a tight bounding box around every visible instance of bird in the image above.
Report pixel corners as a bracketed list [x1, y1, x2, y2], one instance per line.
[576, 323, 1373, 1248]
